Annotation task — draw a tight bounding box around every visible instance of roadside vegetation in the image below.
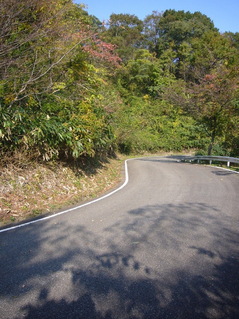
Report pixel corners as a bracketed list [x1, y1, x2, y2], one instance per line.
[0, 0, 238, 225]
[0, 153, 125, 226]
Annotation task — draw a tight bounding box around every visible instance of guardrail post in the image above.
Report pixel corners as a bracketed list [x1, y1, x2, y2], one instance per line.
[181, 156, 239, 167]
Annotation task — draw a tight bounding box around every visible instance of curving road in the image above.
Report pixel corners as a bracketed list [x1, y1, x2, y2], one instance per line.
[0, 157, 239, 319]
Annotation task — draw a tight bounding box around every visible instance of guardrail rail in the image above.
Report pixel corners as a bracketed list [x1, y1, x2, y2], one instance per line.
[181, 155, 239, 167]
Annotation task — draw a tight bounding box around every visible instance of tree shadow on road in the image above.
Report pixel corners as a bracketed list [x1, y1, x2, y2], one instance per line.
[0, 202, 238, 319]
[19, 253, 239, 319]
[211, 170, 238, 176]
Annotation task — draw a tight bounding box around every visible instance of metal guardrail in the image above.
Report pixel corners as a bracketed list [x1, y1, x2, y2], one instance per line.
[181, 155, 239, 167]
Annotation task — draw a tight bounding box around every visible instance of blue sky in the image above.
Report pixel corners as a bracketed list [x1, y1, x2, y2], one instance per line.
[75, 0, 238, 33]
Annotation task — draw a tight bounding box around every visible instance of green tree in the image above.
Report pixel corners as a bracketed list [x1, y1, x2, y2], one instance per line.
[224, 32, 239, 50]
[0, 0, 121, 160]
[158, 10, 216, 43]
[143, 11, 162, 54]
[102, 13, 144, 61]
[0, 0, 88, 104]
[189, 31, 239, 81]
[116, 49, 175, 98]
[187, 67, 239, 155]
[146, 10, 218, 79]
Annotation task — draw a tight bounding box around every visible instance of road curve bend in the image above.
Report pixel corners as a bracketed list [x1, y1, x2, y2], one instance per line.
[0, 157, 239, 319]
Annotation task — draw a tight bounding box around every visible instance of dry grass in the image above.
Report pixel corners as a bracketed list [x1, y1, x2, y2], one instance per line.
[0, 151, 194, 227]
[0, 155, 125, 226]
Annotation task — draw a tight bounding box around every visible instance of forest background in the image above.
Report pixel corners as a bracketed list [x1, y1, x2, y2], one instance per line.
[1, 0, 239, 161]
[0, 0, 239, 223]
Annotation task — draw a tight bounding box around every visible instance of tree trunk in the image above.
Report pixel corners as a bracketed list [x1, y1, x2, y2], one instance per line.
[208, 130, 216, 155]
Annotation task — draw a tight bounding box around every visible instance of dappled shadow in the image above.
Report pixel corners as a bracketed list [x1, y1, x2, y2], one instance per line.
[18, 253, 239, 319]
[189, 246, 216, 258]
[0, 201, 239, 318]
[22, 292, 107, 319]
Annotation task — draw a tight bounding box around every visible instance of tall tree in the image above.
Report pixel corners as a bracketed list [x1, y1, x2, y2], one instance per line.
[0, 0, 105, 105]
[143, 11, 162, 53]
[147, 10, 218, 78]
[117, 49, 174, 98]
[158, 10, 217, 45]
[0, 0, 121, 160]
[187, 66, 239, 155]
[102, 13, 144, 61]
[166, 65, 239, 155]
[189, 31, 239, 81]
[224, 32, 239, 50]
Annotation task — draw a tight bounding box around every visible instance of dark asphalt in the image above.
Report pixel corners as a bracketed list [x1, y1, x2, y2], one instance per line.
[0, 157, 239, 319]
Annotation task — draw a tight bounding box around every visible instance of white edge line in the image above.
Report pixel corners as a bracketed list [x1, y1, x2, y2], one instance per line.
[1, 157, 238, 233]
[0, 159, 131, 234]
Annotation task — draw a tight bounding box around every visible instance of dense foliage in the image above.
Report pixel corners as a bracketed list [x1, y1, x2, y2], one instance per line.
[0, 1, 239, 161]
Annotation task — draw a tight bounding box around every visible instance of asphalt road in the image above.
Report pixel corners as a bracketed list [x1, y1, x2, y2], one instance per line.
[0, 157, 239, 319]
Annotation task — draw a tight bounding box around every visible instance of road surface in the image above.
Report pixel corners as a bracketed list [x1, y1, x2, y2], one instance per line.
[0, 157, 239, 319]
